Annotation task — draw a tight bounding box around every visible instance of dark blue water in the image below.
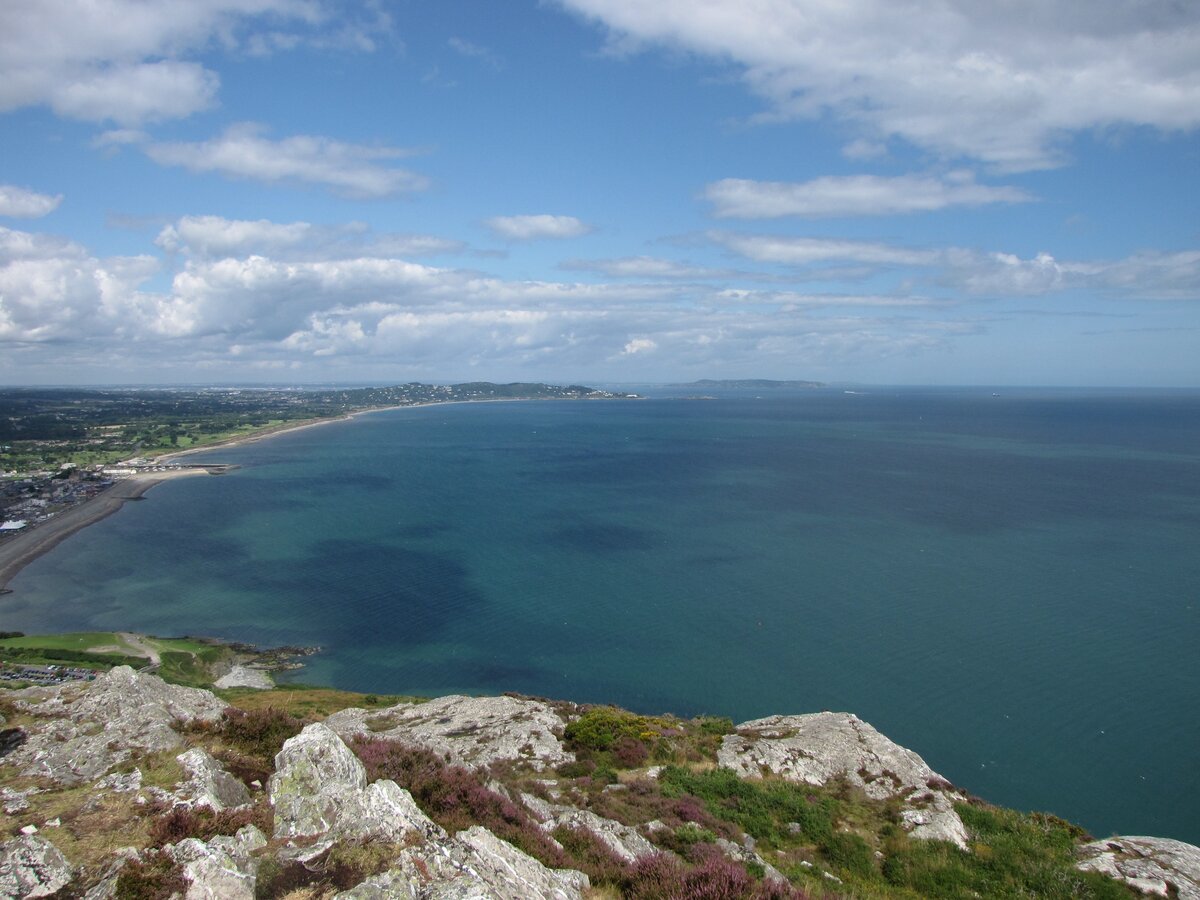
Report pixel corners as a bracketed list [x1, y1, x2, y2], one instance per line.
[4, 387, 1198, 843]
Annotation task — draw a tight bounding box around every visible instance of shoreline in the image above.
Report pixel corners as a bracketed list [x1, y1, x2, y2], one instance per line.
[0, 395, 626, 591]
[0, 469, 208, 591]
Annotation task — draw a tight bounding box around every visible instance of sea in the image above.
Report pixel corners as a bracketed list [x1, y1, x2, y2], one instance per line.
[3, 385, 1198, 844]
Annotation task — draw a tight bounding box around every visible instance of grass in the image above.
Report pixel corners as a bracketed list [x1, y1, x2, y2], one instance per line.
[0, 632, 123, 652]
[222, 685, 425, 719]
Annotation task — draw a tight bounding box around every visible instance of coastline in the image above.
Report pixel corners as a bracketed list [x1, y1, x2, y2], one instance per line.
[0, 395, 621, 591]
[0, 469, 207, 591]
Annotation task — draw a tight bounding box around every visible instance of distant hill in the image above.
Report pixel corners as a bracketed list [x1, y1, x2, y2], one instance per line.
[673, 379, 826, 389]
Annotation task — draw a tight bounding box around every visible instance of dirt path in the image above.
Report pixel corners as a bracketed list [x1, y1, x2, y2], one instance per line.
[116, 632, 162, 666]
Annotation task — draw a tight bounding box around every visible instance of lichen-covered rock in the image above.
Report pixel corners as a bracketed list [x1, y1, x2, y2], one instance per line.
[4, 667, 226, 784]
[1077, 836, 1200, 899]
[540, 808, 656, 863]
[714, 837, 787, 885]
[325, 695, 573, 771]
[0, 833, 74, 898]
[175, 748, 251, 811]
[169, 825, 266, 900]
[719, 712, 968, 850]
[334, 827, 589, 900]
[268, 723, 444, 847]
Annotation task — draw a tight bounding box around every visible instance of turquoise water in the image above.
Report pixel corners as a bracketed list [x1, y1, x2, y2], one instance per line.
[4, 387, 1199, 843]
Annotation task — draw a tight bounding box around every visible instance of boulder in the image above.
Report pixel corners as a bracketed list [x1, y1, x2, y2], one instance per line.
[0, 834, 74, 898]
[4, 667, 226, 784]
[175, 748, 251, 811]
[334, 827, 589, 900]
[169, 825, 266, 900]
[1076, 836, 1200, 900]
[540, 808, 656, 863]
[268, 723, 444, 846]
[718, 712, 969, 850]
[325, 695, 573, 771]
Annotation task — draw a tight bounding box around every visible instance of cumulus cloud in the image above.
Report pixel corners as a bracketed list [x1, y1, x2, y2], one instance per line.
[0, 0, 337, 124]
[144, 124, 429, 197]
[0, 185, 63, 219]
[555, 0, 1200, 169]
[485, 214, 593, 240]
[705, 172, 1032, 219]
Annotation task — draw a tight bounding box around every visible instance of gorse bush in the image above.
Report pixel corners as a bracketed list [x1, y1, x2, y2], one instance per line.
[565, 706, 658, 751]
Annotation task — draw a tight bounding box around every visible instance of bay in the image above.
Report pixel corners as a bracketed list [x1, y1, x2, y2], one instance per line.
[3, 386, 1198, 843]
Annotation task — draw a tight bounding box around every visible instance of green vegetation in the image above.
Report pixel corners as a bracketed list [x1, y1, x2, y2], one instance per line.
[0, 382, 631, 474]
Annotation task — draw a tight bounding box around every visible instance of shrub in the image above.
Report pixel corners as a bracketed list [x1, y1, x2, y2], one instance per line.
[565, 706, 656, 752]
[350, 736, 566, 866]
[659, 767, 836, 847]
[147, 803, 271, 846]
[819, 831, 874, 877]
[219, 706, 307, 759]
[113, 854, 188, 900]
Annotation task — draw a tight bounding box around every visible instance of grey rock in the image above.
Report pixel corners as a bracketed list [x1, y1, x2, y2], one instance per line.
[170, 826, 265, 900]
[1077, 836, 1200, 899]
[335, 827, 589, 900]
[80, 847, 139, 900]
[719, 711, 968, 849]
[5, 667, 226, 784]
[0, 834, 74, 898]
[176, 748, 251, 811]
[325, 694, 573, 771]
[714, 837, 787, 884]
[540, 808, 656, 863]
[520, 792, 556, 822]
[268, 723, 444, 847]
[1, 786, 31, 814]
[213, 666, 274, 690]
[94, 769, 142, 793]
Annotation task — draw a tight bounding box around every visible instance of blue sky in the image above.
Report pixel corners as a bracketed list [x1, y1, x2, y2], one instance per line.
[1, 0, 1198, 386]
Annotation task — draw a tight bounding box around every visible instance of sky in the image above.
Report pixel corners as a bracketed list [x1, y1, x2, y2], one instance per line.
[1, 0, 1198, 387]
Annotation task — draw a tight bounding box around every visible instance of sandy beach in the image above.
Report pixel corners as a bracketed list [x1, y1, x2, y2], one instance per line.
[0, 469, 207, 591]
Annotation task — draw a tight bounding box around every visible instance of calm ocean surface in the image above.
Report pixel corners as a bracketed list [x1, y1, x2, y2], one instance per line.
[4, 386, 1199, 843]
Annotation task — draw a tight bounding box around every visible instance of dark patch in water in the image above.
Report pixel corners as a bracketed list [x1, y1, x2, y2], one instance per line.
[549, 522, 656, 552]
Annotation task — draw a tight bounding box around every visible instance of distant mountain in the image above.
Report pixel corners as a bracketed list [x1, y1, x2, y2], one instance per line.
[674, 379, 825, 389]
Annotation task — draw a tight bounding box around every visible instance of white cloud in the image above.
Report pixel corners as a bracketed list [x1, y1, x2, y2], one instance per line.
[0, 0, 332, 124]
[448, 37, 502, 69]
[144, 124, 429, 197]
[0, 185, 63, 219]
[156, 214, 464, 260]
[563, 256, 723, 279]
[485, 214, 593, 240]
[621, 337, 657, 355]
[705, 172, 1031, 219]
[712, 233, 936, 267]
[555, 0, 1200, 170]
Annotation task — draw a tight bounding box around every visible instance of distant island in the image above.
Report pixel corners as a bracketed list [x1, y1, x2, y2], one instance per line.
[673, 379, 826, 389]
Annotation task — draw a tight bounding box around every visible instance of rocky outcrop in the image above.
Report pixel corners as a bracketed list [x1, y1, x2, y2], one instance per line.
[325, 694, 573, 771]
[1077, 836, 1200, 899]
[540, 807, 656, 863]
[334, 827, 589, 900]
[175, 748, 251, 811]
[213, 666, 274, 690]
[718, 712, 969, 850]
[0, 834, 74, 898]
[4, 666, 226, 784]
[268, 723, 444, 849]
[169, 824, 267, 900]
